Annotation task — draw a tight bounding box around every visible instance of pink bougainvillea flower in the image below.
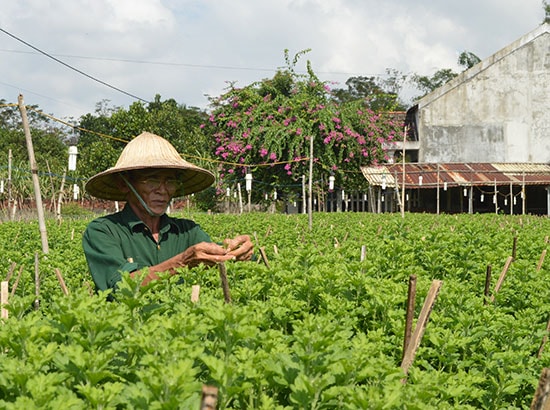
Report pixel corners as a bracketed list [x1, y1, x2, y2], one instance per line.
[269, 152, 277, 161]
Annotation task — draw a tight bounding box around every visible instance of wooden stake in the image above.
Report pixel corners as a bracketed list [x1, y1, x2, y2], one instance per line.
[537, 249, 547, 272]
[54, 268, 69, 296]
[484, 265, 492, 305]
[200, 385, 218, 410]
[10, 265, 23, 297]
[34, 252, 40, 310]
[490, 256, 514, 302]
[258, 246, 270, 269]
[530, 368, 550, 410]
[402, 275, 417, 361]
[191, 285, 200, 303]
[5, 262, 16, 282]
[512, 236, 518, 260]
[1, 281, 8, 319]
[218, 263, 231, 303]
[401, 280, 443, 377]
[360, 245, 367, 262]
[537, 318, 550, 359]
[273, 244, 279, 255]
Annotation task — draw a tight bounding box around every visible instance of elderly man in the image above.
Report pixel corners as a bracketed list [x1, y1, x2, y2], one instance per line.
[82, 131, 253, 292]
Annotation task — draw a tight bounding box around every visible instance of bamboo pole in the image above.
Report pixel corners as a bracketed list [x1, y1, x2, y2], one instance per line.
[258, 246, 270, 269]
[401, 280, 443, 377]
[34, 252, 40, 310]
[512, 236, 518, 260]
[5, 262, 16, 282]
[218, 263, 231, 303]
[56, 169, 67, 221]
[18, 94, 49, 254]
[7, 149, 13, 221]
[54, 268, 69, 296]
[10, 266, 24, 297]
[402, 275, 417, 361]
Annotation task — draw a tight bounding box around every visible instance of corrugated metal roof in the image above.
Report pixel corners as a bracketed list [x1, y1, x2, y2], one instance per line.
[360, 163, 550, 189]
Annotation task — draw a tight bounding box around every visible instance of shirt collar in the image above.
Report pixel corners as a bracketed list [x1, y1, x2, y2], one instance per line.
[121, 204, 178, 234]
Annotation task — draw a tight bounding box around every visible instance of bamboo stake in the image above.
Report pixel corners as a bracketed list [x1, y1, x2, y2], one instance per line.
[530, 368, 550, 410]
[218, 263, 231, 303]
[34, 252, 40, 310]
[191, 285, 200, 303]
[512, 236, 518, 260]
[54, 268, 69, 296]
[18, 94, 49, 254]
[402, 275, 417, 361]
[490, 256, 514, 302]
[401, 280, 443, 377]
[537, 250, 547, 272]
[200, 385, 218, 410]
[484, 265, 492, 305]
[1, 281, 8, 319]
[10, 265, 23, 297]
[258, 246, 270, 269]
[273, 244, 279, 256]
[5, 262, 16, 282]
[537, 318, 550, 359]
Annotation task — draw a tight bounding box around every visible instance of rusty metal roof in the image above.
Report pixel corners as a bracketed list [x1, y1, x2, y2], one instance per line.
[360, 163, 550, 189]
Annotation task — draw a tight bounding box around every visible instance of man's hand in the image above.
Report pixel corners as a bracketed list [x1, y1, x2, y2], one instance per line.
[223, 234, 254, 261]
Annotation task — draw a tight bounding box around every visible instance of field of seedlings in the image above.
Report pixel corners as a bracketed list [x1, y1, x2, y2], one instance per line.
[0, 211, 549, 409]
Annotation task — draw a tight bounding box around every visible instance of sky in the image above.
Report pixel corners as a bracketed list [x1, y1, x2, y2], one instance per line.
[0, 0, 546, 124]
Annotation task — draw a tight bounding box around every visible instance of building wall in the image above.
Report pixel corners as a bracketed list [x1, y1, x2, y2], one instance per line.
[418, 24, 550, 163]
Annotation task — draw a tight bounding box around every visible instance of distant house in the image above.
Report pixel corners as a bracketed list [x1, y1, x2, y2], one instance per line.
[362, 23, 550, 215]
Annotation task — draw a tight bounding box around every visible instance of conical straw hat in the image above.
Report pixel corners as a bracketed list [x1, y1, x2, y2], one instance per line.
[85, 132, 215, 200]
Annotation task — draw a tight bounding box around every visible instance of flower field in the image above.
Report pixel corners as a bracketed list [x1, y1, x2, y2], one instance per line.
[0, 211, 549, 408]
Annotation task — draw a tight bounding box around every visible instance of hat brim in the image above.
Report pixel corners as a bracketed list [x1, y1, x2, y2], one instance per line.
[85, 165, 215, 201]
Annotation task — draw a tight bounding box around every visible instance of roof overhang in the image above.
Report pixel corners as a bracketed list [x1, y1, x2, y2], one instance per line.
[360, 163, 550, 189]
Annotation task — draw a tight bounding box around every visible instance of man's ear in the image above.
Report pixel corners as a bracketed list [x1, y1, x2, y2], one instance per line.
[115, 174, 131, 194]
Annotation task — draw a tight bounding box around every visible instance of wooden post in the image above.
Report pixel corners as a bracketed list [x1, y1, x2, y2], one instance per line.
[512, 236, 518, 260]
[18, 94, 49, 254]
[401, 280, 443, 377]
[530, 368, 550, 410]
[402, 275, 417, 361]
[7, 149, 13, 221]
[200, 385, 218, 410]
[1, 281, 8, 319]
[54, 268, 69, 296]
[360, 245, 367, 262]
[490, 256, 514, 303]
[191, 285, 200, 303]
[484, 265, 492, 305]
[218, 263, 231, 303]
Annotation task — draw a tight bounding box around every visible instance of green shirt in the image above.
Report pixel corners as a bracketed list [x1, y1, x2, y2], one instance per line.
[82, 205, 211, 291]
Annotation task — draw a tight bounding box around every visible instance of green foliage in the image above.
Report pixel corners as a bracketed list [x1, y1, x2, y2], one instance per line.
[204, 50, 404, 202]
[0, 212, 548, 408]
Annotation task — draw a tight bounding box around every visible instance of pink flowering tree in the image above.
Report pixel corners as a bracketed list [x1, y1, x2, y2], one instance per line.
[203, 50, 404, 203]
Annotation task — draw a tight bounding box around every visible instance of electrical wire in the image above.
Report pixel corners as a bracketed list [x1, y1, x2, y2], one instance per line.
[0, 27, 150, 104]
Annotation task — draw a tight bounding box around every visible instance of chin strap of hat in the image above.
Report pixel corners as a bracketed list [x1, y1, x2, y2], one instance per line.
[120, 174, 165, 217]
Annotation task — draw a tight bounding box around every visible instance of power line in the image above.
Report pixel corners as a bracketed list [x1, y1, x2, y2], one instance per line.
[0, 27, 150, 103]
[0, 48, 382, 78]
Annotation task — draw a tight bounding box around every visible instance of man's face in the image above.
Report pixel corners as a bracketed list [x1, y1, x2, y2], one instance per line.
[126, 169, 181, 216]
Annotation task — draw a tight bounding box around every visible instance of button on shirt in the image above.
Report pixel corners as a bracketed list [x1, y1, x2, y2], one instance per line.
[82, 205, 211, 291]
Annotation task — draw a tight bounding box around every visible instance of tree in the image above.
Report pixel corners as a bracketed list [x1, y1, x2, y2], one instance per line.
[331, 70, 408, 111]
[458, 51, 481, 69]
[203, 50, 403, 205]
[544, 0, 550, 24]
